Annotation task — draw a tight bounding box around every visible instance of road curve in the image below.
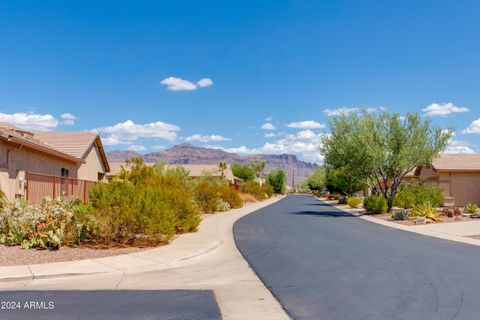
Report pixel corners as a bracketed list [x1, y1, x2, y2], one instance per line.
[234, 195, 480, 320]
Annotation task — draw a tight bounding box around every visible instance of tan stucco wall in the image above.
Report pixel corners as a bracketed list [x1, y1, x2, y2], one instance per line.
[0, 140, 107, 200]
[0, 141, 78, 199]
[77, 143, 107, 181]
[437, 172, 480, 207]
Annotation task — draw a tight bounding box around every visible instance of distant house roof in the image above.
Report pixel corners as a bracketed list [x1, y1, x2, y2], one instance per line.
[107, 162, 235, 182]
[0, 123, 110, 172]
[430, 154, 480, 172]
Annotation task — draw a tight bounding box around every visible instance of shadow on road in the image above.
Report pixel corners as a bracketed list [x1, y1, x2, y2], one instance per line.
[289, 210, 354, 217]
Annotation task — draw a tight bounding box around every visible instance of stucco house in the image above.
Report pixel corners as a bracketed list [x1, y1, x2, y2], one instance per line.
[412, 154, 480, 207]
[0, 122, 110, 201]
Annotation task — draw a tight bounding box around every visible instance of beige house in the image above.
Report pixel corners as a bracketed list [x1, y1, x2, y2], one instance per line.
[0, 122, 110, 200]
[413, 154, 480, 207]
[108, 162, 237, 183]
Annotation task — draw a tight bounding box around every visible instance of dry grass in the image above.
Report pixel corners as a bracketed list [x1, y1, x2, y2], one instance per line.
[239, 193, 257, 203]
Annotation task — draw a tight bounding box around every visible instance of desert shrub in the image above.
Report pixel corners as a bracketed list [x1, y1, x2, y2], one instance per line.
[347, 197, 362, 208]
[266, 169, 287, 194]
[393, 209, 410, 221]
[412, 202, 442, 221]
[464, 203, 478, 214]
[363, 195, 388, 214]
[0, 189, 6, 211]
[239, 193, 256, 203]
[216, 199, 231, 212]
[0, 198, 94, 250]
[89, 158, 200, 244]
[393, 182, 444, 208]
[240, 181, 269, 200]
[262, 183, 274, 198]
[193, 178, 221, 213]
[219, 185, 243, 209]
[329, 193, 341, 200]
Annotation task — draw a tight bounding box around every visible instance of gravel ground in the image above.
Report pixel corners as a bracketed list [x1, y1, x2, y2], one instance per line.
[0, 245, 145, 267]
[373, 212, 474, 225]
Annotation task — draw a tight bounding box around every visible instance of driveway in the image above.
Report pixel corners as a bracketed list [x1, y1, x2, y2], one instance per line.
[0, 290, 220, 320]
[234, 195, 480, 320]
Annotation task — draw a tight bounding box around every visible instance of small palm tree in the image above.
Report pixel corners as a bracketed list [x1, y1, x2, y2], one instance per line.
[218, 162, 227, 179]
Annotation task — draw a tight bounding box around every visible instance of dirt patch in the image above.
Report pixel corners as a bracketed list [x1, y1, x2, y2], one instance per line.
[0, 244, 149, 267]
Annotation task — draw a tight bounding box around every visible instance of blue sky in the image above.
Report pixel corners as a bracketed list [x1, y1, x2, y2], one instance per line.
[0, 0, 479, 163]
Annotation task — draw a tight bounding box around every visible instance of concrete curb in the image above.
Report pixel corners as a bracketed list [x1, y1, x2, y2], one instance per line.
[0, 196, 285, 283]
[320, 197, 480, 247]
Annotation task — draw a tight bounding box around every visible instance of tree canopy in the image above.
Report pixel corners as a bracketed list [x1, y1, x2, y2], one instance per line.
[321, 110, 452, 210]
[231, 163, 256, 181]
[266, 168, 287, 194]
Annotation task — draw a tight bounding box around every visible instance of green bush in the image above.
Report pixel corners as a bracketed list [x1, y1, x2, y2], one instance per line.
[0, 198, 95, 250]
[216, 199, 231, 212]
[261, 183, 274, 198]
[347, 197, 362, 208]
[231, 163, 256, 182]
[464, 203, 478, 214]
[240, 181, 269, 200]
[393, 181, 444, 208]
[219, 185, 243, 209]
[89, 158, 200, 244]
[363, 195, 388, 214]
[266, 169, 287, 194]
[193, 178, 221, 213]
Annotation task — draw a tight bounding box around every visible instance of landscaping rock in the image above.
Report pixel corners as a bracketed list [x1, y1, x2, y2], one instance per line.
[415, 217, 427, 225]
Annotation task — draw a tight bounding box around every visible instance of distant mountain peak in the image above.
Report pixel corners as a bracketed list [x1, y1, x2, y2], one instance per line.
[106, 144, 318, 185]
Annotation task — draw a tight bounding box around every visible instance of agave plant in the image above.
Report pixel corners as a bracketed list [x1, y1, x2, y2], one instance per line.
[412, 202, 443, 222]
[392, 209, 410, 221]
[464, 203, 478, 214]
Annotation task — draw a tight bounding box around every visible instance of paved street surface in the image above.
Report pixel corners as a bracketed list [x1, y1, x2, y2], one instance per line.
[0, 290, 220, 320]
[234, 195, 480, 320]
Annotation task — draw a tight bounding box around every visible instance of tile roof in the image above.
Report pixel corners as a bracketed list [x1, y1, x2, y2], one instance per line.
[432, 154, 480, 171]
[0, 122, 110, 171]
[32, 131, 98, 159]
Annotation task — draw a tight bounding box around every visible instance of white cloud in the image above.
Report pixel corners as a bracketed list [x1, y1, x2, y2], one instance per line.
[213, 129, 326, 164]
[160, 76, 213, 91]
[264, 133, 276, 138]
[151, 145, 166, 150]
[60, 113, 77, 125]
[196, 78, 213, 88]
[286, 120, 325, 129]
[423, 102, 470, 116]
[261, 123, 277, 130]
[185, 134, 231, 143]
[323, 106, 386, 116]
[265, 116, 273, 122]
[444, 139, 475, 154]
[0, 112, 59, 131]
[462, 118, 480, 134]
[93, 120, 180, 146]
[323, 107, 360, 116]
[126, 145, 146, 152]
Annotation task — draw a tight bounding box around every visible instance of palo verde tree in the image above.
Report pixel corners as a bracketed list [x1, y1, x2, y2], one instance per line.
[321, 110, 452, 211]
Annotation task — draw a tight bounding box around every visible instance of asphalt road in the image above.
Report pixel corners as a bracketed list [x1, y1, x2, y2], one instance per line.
[0, 290, 221, 320]
[234, 195, 480, 320]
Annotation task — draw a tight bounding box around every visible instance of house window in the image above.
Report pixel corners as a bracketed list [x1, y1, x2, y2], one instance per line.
[60, 168, 70, 177]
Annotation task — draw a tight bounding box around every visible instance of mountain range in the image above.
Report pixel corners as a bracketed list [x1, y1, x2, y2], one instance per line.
[106, 143, 318, 186]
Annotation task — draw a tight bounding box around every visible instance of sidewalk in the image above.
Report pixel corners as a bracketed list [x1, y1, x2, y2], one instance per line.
[321, 198, 480, 247]
[0, 196, 290, 320]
